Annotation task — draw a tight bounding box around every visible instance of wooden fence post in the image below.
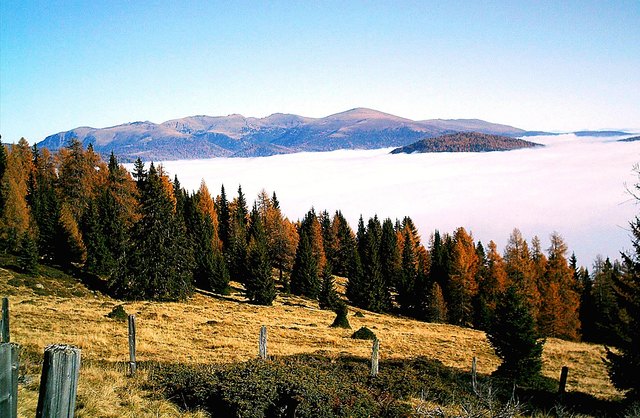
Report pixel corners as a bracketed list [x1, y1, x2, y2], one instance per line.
[0, 342, 20, 418]
[471, 356, 478, 395]
[370, 339, 380, 377]
[36, 344, 81, 418]
[558, 366, 569, 395]
[128, 315, 137, 375]
[259, 325, 267, 360]
[1, 297, 9, 343]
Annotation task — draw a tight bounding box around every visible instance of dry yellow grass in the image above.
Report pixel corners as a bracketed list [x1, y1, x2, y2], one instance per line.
[1, 267, 623, 417]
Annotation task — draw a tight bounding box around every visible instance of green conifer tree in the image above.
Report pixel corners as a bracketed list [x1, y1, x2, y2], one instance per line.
[397, 230, 417, 314]
[217, 184, 231, 251]
[290, 233, 320, 298]
[245, 217, 276, 305]
[332, 211, 356, 277]
[487, 286, 545, 385]
[380, 218, 402, 295]
[81, 199, 110, 274]
[17, 232, 38, 274]
[319, 263, 339, 310]
[111, 163, 193, 301]
[26, 146, 60, 261]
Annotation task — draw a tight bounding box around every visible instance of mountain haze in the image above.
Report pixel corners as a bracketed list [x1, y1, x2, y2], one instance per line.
[38, 108, 527, 161]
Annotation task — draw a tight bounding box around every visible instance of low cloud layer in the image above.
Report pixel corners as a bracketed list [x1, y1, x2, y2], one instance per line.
[150, 134, 639, 267]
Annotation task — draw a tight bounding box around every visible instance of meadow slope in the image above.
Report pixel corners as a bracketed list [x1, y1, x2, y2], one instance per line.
[1, 265, 622, 417]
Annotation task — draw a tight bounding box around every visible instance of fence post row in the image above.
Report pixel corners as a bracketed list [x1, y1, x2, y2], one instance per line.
[370, 339, 380, 377]
[36, 344, 81, 418]
[128, 315, 137, 375]
[0, 342, 19, 418]
[1, 297, 9, 343]
[259, 325, 268, 360]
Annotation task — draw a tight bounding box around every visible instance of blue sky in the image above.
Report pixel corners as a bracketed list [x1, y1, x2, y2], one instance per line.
[1, 0, 639, 143]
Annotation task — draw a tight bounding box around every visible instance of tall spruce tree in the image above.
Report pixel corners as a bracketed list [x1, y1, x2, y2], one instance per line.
[319, 263, 339, 310]
[245, 216, 276, 305]
[95, 152, 138, 276]
[331, 211, 356, 277]
[111, 163, 193, 300]
[81, 199, 110, 274]
[228, 186, 249, 282]
[589, 258, 625, 345]
[487, 285, 545, 385]
[217, 184, 231, 251]
[397, 229, 417, 315]
[290, 233, 320, 298]
[27, 146, 61, 262]
[346, 245, 366, 307]
[380, 218, 402, 296]
[17, 231, 38, 274]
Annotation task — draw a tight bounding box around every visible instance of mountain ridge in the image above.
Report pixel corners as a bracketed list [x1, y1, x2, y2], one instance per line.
[38, 108, 529, 161]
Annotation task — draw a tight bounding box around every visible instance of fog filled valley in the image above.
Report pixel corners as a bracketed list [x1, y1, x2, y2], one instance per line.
[153, 134, 639, 266]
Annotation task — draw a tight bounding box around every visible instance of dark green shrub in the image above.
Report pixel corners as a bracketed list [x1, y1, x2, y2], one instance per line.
[149, 354, 613, 418]
[351, 326, 376, 340]
[106, 304, 128, 321]
[354, 311, 364, 318]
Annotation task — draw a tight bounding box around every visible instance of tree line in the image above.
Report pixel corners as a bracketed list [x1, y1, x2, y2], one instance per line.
[1, 138, 639, 396]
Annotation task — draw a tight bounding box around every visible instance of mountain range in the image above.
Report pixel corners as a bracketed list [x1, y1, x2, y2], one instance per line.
[38, 108, 528, 161]
[38, 108, 634, 161]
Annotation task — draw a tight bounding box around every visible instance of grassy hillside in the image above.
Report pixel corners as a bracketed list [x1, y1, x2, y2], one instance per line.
[0, 257, 625, 417]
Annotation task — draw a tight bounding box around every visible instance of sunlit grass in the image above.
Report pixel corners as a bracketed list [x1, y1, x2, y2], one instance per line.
[1, 265, 623, 417]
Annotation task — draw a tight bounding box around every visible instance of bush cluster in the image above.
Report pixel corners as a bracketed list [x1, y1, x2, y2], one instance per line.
[149, 354, 473, 417]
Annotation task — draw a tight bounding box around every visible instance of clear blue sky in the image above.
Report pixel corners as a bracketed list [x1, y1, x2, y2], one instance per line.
[1, 0, 639, 143]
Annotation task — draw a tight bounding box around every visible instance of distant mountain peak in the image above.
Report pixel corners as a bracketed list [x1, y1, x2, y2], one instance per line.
[326, 107, 411, 121]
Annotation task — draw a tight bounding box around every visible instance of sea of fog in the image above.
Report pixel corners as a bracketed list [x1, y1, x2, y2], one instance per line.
[140, 134, 640, 267]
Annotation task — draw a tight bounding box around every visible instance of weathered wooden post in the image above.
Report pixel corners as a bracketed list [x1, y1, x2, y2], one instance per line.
[259, 325, 267, 360]
[558, 366, 569, 395]
[36, 344, 81, 418]
[370, 339, 380, 377]
[471, 356, 478, 394]
[1, 297, 9, 343]
[128, 314, 137, 375]
[0, 342, 20, 418]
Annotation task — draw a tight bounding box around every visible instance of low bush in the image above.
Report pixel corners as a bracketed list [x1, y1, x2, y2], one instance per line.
[351, 326, 376, 340]
[106, 304, 128, 321]
[149, 354, 620, 418]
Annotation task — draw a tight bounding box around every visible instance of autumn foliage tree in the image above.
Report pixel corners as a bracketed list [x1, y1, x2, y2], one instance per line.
[447, 227, 479, 326]
[1, 138, 33, 251]
[538, 233, 581, 340]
